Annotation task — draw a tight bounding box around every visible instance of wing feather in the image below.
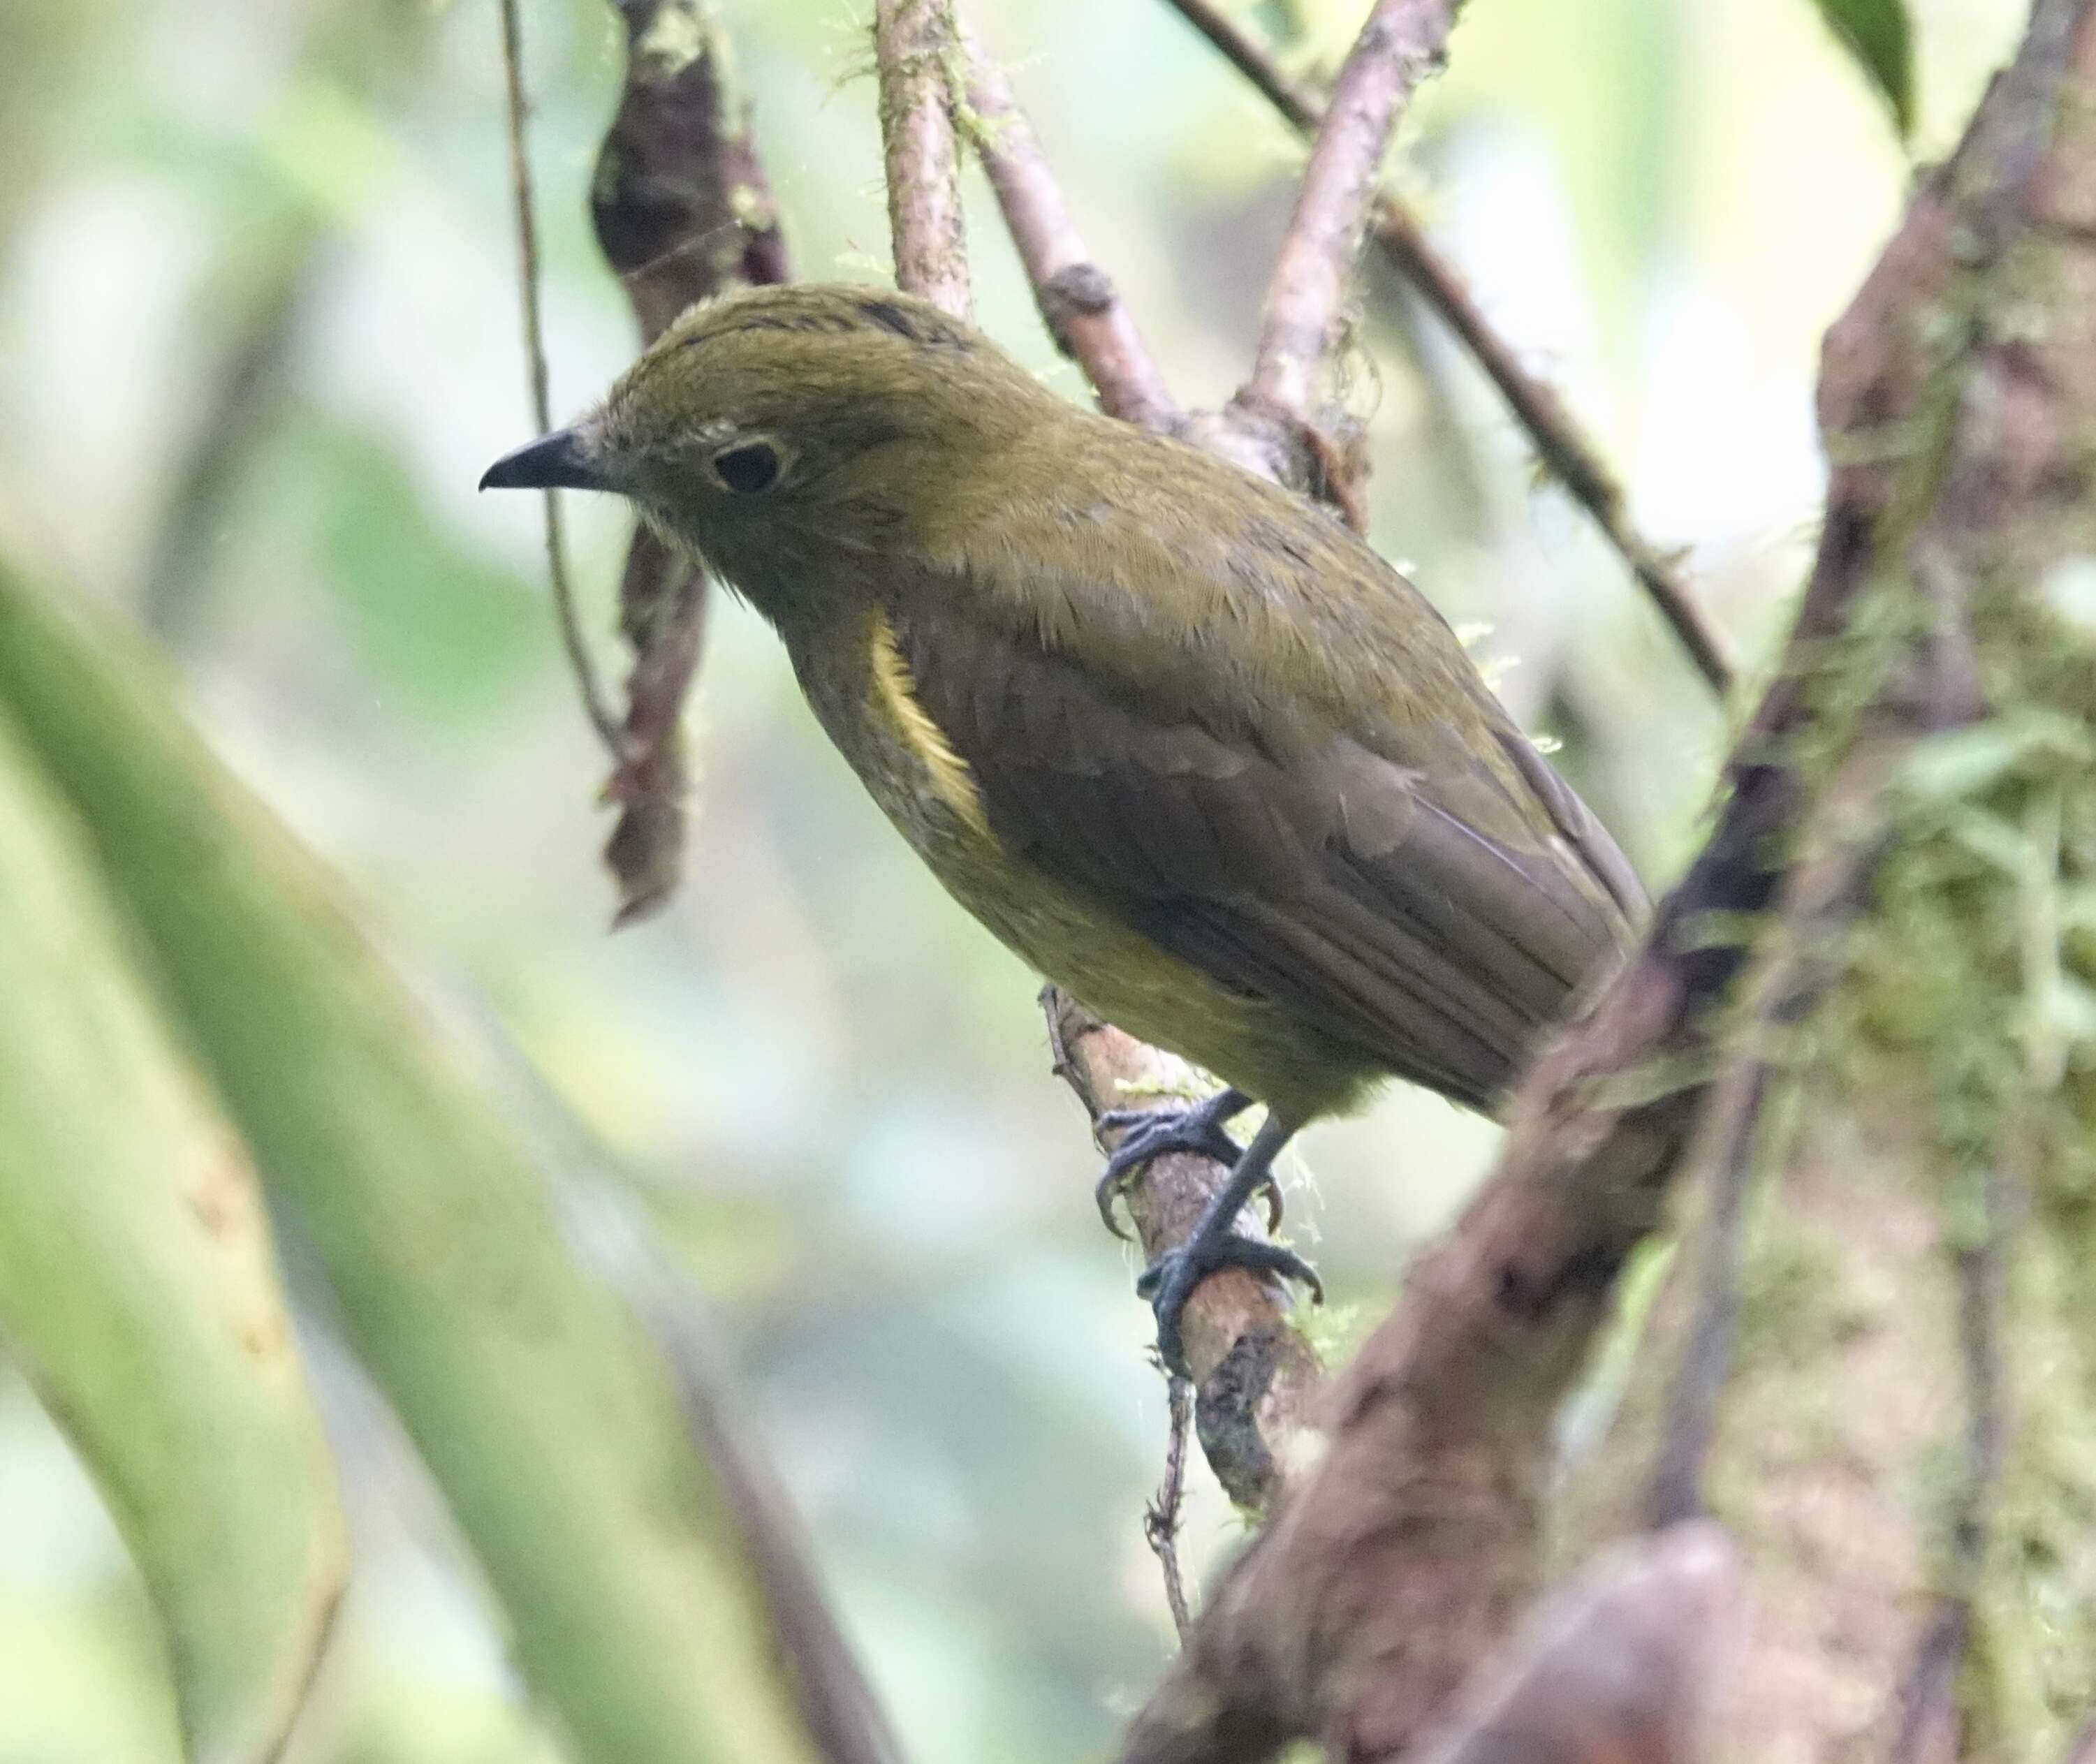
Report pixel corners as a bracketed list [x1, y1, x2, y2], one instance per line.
[891, 596, 1640, 1111]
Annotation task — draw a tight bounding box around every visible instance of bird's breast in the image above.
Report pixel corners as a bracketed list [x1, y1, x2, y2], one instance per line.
[774, 603, 1376, 1124]
[786, 605, 997, 866]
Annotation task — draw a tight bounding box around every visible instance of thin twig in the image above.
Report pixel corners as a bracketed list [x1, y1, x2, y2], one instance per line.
[1166, 0, 1734, 696]
[959, 31, 1183, 431]
[142, 241, 319, 644]
[1145, 1369, 1196, 1643]
[1167, 0, 1323, 131]
[632, 1264, 908, 1764]
[1646, 778, 1891, 1529]
[875, 0, 972, 318]
[497, 0, 624, 756]
[1643, 1059, 1769, 1531]
[1245, 0, 1460, 422]
[1372, 212, 1735, 695]
[1889, 1164, 2007, 1761]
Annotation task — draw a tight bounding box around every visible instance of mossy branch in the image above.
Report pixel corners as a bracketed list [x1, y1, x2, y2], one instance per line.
[1113, 4, 2096, 1759]
[1548, 1, 2096, 1753]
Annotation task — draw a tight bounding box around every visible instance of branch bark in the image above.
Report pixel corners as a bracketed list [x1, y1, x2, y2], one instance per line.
[1241, 0, 1459, 425]
[1412, 1522, 1743, 1764]
[1046, 997, 1324, 1511]
[877, 0, 972, 320]
[1549, 8, 2096, 1754]
[960, 31, 1182, 432]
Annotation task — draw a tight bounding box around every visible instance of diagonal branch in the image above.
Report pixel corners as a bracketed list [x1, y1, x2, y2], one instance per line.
[1414, 1522, 1743, 1764]
[1641, 744, 1900, 1531]
[1887, 1176, 2007, 1762]
[960, 31, 1182, 432]
[1242, 0, 1460, 425]
[1166, 0, 1734, 697]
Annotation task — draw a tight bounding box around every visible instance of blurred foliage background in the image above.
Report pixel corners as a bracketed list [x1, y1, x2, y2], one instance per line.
[0, 0, 2028, 1759]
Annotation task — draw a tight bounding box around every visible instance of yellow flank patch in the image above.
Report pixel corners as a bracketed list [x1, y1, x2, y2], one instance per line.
[867, 612, 990, 836]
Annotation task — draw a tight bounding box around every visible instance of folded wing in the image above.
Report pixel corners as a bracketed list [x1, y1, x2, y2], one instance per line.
[894, 599, 1641, 1111]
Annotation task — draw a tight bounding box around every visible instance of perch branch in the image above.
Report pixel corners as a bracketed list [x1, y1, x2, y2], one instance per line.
[1165, 0, 1734, 696]
[498, 0, 624, 756]
[959, 31, 1183, 431]
[1113, 2, 2090, 1755]
[1043, 997, 1323, 1511]
[876, 0, 972, 319]
[589, 0, 790, 923]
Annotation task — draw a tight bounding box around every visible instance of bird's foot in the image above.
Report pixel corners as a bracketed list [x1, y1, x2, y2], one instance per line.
[1137, 1230, 1323, 1377]
[1093, 1087, 1262, 1240]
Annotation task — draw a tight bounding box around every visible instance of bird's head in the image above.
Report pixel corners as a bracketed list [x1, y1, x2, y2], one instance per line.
[480, 284, 1052, 578]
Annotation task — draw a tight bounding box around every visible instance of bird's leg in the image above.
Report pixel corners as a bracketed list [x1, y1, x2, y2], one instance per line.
[1093, 1086, 1255, 1238]
[1136, 1114, 1322, 1375]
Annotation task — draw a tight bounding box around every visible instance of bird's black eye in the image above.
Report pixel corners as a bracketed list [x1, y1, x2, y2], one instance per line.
[710, 441, 782, 494]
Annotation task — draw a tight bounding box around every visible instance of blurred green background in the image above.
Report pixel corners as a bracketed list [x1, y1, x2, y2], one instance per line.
[0, 0, 2024, 1759]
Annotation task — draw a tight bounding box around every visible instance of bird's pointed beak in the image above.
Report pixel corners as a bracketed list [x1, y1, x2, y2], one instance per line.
[479, 427, 603, 492]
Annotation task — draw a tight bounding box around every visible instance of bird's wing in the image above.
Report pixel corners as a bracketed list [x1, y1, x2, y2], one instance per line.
[888, 595, 1639, 1109]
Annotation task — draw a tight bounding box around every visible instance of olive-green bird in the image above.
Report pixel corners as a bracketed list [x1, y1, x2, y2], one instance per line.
[483, 284, 1645, 1367]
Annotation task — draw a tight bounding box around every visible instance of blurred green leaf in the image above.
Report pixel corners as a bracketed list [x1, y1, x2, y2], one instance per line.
[1810, 0, 1915, 138]
[0, 558, 867, 1764]
[0, 710, 344, 1764]
[1900, 712, 2093, 802]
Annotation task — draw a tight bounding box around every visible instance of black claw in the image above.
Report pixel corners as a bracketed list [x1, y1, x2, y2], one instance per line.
[1094, 1168, 1134, 1240]
[1138, 1254, 1205, 1375]
[1136, 1233, 1324, 1376]
[1092, 1092, 1249, 1239]
[1087, 1096, 1310, 1373]
[1259, 1179, 1284, 1234]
